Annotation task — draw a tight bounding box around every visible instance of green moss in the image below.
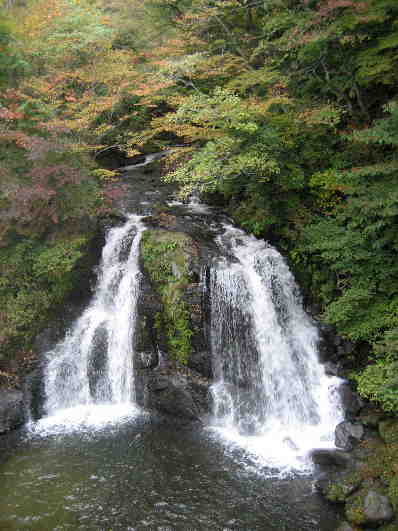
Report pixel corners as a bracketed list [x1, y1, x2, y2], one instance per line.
[388, 476, 398, 512]
[141, 228, 195, 365]
[325, 473, 363, 503]
[379, 420, 398, 445]
[378, 522, 398, 531]
[345, 490, 367, 526]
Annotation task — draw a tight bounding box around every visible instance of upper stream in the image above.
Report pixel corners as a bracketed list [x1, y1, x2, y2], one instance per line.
[0, 163, 344, 530]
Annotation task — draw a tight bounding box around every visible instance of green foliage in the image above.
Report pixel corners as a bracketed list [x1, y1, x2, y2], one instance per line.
[0, 13, 26, 86]
[356, 361, 398, 413]
[0, 235, 91, 359]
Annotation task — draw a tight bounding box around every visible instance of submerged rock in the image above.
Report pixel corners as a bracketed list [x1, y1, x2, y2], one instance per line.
[0, 389, 25, 433]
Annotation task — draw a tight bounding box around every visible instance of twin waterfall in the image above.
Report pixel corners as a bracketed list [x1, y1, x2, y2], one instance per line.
[36, 214, 341, 472]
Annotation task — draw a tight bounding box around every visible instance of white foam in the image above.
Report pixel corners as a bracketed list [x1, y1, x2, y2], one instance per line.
[29, 403, 140, 436]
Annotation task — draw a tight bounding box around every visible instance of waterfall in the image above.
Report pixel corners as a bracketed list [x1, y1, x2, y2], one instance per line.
[34, 215, 145, 431]
[210, 224, 343, 473]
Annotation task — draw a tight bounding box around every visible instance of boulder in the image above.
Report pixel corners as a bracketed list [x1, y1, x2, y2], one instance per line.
[145, 369, 211, 423]
[0, 389, 25, 433]
[335, 421, 364, 450]
[363, 491, 394, 526]
[346, 488, 394, 527]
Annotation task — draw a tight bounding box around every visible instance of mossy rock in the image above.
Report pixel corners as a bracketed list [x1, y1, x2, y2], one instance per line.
[324, 473, 363, 503]
[346, 486, 394, 527]
[379, 420, 398, 445]
[140, 228, 198, 365]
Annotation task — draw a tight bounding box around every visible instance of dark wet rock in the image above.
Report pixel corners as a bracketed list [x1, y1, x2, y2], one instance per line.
[188, 350, 212, 379]
[311, 449, 353, 469]
[324, 361, 339, 376]
[143, 368, 211, 422]
[346, 488, 394, 527]
[0, 389, 25, 433]
[335, 421, 365, 450]
[338, 383, 364, 419]
[23, 368, 45, 421]
[318, 324, 355, 364]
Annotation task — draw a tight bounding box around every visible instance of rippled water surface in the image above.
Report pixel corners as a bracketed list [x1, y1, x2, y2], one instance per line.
[0, 414, 339, 530]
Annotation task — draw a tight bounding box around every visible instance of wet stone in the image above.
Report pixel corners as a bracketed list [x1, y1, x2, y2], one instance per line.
[0, 389, 25, 434]
[335, 421, 364, 450]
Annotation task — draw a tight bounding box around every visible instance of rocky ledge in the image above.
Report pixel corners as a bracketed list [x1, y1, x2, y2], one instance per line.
[312, 379, 398, 530]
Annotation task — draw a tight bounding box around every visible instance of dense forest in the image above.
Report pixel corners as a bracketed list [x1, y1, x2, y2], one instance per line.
[1, 0, 398, 414]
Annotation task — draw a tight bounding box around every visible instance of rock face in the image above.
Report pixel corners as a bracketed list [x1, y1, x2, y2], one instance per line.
[0, 389, 25, 433]
[335, 421, 364, 450]
[339, 383, 364, 419]
[134, 222, 214, 422]
[318, 323, 355, 364]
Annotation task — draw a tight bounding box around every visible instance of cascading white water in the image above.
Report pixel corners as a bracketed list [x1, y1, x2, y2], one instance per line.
[34, 215, 145, 432]
[210, 224, 343, 473]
